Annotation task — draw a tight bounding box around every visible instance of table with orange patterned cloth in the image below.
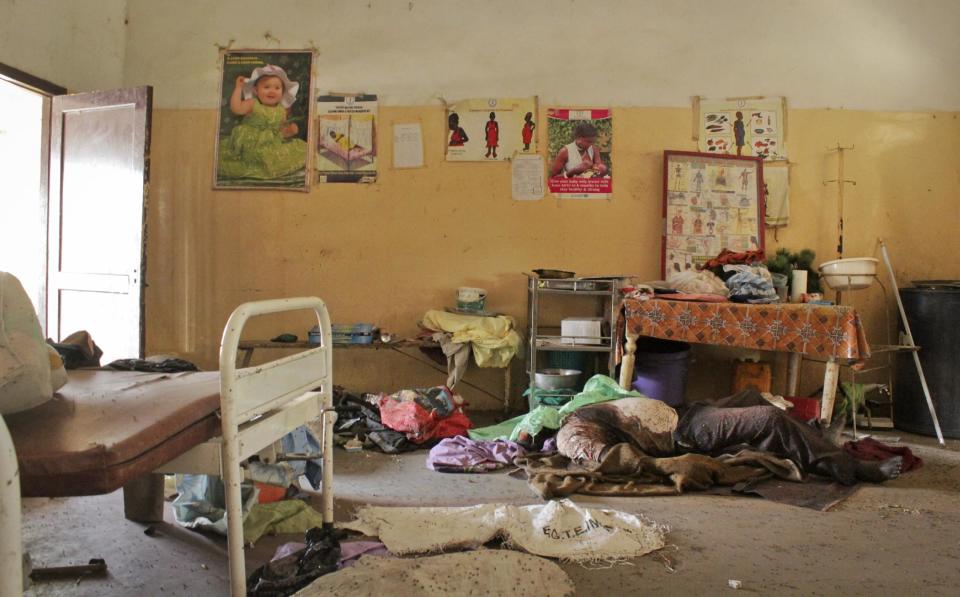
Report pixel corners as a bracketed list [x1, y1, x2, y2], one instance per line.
[617, 298, 871, 422]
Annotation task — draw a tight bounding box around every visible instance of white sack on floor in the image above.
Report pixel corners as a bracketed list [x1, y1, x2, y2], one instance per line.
[341, 498, 667, 562]
[294, 550, 575, 597]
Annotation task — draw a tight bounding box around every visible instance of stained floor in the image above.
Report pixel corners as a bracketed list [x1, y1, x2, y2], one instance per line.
[21, 429, 960, 596]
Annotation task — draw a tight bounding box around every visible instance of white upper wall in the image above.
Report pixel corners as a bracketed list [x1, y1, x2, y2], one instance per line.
[5, 1, 959, 110]
[0, 0, 127, 92]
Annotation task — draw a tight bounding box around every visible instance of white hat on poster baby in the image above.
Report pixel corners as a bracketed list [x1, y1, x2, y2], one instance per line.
[241, 64, 300, 108]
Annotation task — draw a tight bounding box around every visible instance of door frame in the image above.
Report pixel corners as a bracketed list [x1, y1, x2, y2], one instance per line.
[0, 63, 65, 334]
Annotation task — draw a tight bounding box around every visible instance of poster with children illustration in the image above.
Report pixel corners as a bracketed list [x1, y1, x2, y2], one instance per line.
[444, 97, 537, 162]
[546, 108, 613, 199]
[662, 151, 764, 278]
[695, 97, 786, 162]
[316, 94, 377, 183]
[214, 50, 315, 191]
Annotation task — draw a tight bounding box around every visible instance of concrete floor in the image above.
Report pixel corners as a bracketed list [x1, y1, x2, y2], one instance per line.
[21, 429, 960, 596]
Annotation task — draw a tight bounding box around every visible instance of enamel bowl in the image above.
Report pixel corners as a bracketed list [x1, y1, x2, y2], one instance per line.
[819, 257, 878, 291]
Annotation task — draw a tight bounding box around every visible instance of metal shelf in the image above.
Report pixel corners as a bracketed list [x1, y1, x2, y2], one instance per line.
[526, 273, 621, 411]
[534, 342, 614, 352]
[534, 289, 614, 296]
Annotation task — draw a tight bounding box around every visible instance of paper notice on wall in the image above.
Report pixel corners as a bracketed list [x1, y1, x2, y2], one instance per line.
[512, 154, 545, 200]
[763, 163, 790, 226]
[393, 123, 424, 169]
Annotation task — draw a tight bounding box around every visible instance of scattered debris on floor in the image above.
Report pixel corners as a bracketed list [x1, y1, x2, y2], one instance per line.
[293, 550, 575, 597]
[29, 558, 108, 583]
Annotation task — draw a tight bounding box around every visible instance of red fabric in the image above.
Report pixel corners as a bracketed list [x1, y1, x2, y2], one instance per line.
[843, 437, 923, 472]
[378, 398, 472, 444]
[701, 248, 766, 270]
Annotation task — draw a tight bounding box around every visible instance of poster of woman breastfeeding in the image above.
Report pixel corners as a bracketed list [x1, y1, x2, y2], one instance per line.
[546, 108, 612, 199]
[214, 50, 315, 191]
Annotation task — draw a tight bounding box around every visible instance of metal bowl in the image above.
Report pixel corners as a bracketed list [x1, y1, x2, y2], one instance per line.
[535, 368, 582, 390]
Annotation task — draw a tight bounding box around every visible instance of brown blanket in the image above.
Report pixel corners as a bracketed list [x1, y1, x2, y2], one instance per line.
[515, 443, 801, 499]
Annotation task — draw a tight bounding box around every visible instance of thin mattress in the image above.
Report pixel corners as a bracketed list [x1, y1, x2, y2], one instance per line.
[5, 369, 221, 497]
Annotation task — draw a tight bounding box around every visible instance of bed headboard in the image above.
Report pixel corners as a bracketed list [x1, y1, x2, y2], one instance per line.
[218, 297, 332, 422]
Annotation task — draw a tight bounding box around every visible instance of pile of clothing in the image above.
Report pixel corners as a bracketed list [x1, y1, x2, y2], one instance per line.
[334, 385, 473, 453]
[419, 309, 522, 387]
[702, 248, 778, 303]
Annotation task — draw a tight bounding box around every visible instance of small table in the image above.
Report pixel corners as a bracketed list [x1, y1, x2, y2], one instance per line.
[237, 339, 513, 414]
[617, 298, 870, 423]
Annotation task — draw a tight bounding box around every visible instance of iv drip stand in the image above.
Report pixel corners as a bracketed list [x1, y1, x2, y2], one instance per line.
[824, 143, 856, 305]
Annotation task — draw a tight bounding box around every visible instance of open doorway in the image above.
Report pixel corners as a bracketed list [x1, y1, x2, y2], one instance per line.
[0, 76, 46, 319]
[0, 65, 152, 365]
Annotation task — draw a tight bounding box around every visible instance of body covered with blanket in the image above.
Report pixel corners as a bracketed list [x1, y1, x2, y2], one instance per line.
[516, 378, 904, 499]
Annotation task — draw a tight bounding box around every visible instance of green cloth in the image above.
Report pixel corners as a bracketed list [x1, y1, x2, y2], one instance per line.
[218, 101, 308, 180]
[469, 375, 646, 442]
[243, 500, 327, 544]
[837, 381, 867, 418]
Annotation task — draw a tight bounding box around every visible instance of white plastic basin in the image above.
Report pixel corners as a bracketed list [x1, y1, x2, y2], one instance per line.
[819, 257, 878, 291]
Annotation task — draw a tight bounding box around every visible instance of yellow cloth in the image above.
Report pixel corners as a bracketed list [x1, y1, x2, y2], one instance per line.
[421, 309, 521, 368]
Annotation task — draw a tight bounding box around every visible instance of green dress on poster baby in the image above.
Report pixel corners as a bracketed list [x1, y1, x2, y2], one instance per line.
[217, 64, 308, 180]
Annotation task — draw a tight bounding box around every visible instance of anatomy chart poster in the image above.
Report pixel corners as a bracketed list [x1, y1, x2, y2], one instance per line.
[697, 97, 786, 161]
[316, 94, 378, 183]
[662, 151, 764, 278]
[546, 108, 612, 199]
[445, 97, 537, 162]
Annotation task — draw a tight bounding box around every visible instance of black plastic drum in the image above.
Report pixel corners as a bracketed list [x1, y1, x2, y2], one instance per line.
[893, 282, 960, 438]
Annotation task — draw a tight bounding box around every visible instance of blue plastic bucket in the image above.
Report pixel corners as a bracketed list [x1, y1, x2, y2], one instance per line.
[631, 338, 690, 407]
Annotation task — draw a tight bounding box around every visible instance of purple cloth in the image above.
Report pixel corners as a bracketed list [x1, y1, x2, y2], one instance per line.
[426, 436, 527, 473]
[541, 437, 558, 453]
[339, 541, 392, 568]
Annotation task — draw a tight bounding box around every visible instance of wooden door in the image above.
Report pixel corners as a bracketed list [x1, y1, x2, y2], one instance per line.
[47, 87, 152, 363]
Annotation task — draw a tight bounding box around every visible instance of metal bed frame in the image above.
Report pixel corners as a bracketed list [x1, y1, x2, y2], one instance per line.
[2, 296, 337, 596]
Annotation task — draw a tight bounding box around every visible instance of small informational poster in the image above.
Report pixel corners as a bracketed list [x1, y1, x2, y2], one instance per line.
[546, 108, 612, 199]
[316, 94, 377, 183]
[445, 97, 537, 162]
[662, 150, 765, 277]
[393, 123, 424, 169]
[697, 97, 786, 161]
[763, 163, 790, 227]
[511, 154, 545, 201]
[214, 50, 315, 191]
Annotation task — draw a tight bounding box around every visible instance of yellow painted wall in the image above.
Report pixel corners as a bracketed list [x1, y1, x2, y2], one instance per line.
[146, 106, 960, 409]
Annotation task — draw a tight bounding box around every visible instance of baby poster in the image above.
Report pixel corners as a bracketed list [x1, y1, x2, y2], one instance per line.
[445, 97, 537, 161]
[214, 50, 315, 191]
[546, 108, 613, 199]
[316, 94, 378, 183]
